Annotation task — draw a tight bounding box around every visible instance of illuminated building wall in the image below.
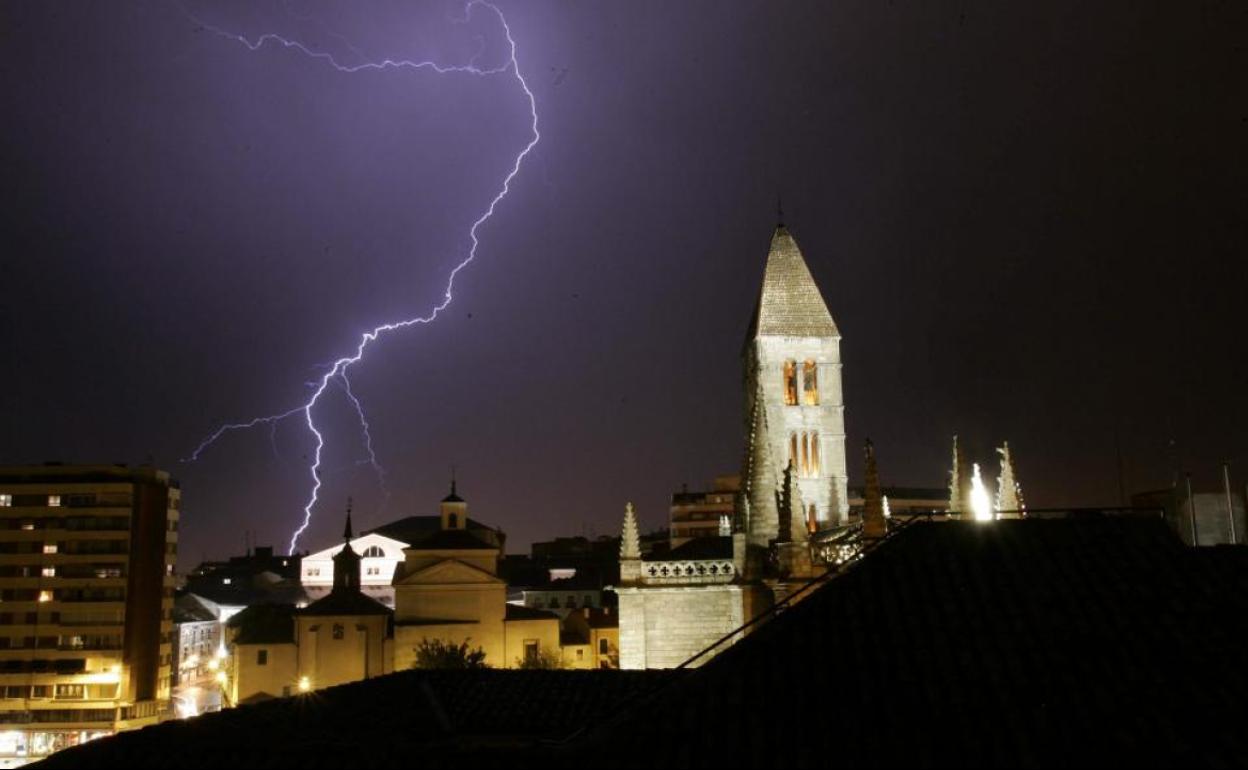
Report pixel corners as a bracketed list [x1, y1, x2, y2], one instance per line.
[0, 464, 177, 762]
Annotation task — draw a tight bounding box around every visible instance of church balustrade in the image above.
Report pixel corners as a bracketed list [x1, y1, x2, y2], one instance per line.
[641, 559, 736, 585]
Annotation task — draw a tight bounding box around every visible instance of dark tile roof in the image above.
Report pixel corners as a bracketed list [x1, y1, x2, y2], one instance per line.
[34, 670, 677, 769]
[505, 604, 560, 622]
[226, 603, 295, 645]
[410, 528, 498, 551]
[37, 517, 1248, 769]
[643, 535, 732, 561]
[298, 589, 392, 617]
[172, 594, 217, 623]
[575, 517, 1248, 768]
[584, 608, 619, 629]
[368, 515, 493, 542]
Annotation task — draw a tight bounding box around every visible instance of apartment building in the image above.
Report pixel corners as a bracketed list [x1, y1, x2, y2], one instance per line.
[0, 464, 178, 763]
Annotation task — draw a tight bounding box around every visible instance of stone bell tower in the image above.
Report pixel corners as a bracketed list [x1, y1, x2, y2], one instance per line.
[737, 215, 848, 552]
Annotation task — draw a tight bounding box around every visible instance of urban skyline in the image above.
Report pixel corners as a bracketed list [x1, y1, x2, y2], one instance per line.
[3, 1, 1244, 560]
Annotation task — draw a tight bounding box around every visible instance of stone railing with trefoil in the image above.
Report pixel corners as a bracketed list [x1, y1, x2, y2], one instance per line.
[641, 559, 735, 585]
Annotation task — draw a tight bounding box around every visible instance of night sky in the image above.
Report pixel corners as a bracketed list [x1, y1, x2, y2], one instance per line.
[1, 1, 1244, 562]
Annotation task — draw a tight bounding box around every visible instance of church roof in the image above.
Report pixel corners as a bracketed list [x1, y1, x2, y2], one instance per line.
[368, 515, 494, 543]
[747, 225, 839, 340]
[298, 588, 392, 617]
[410, 528, 499, 551]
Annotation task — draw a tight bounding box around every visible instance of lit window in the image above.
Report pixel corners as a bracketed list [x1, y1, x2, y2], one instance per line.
[20, 522, 33, 531]
[41, 567, 55, 578]
[782, 361, 798, 405]
[42, 544, 57, 555]
[802, 360, 819, 405]
[221, 578, 231, 585]
[38, 590, 53, 603]
[811, 432, 820, 476]
[47, 496, 61, 508]
[0, 495, 10, 507]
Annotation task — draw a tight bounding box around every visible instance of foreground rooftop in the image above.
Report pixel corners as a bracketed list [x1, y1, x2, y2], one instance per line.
[39, 516, 1248, 768]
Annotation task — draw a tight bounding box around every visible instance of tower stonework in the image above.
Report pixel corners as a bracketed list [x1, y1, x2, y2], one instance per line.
[739, 224, 848, 549]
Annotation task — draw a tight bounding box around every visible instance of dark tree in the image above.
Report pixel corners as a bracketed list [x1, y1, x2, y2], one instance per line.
[412, 638, 488, 669]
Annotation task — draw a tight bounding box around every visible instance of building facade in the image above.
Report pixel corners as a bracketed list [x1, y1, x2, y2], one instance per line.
[0, 464, 178, 763]
[224, 511, 393, 704]
[391, 484, 561, 670]
[669, 476, 738, 548]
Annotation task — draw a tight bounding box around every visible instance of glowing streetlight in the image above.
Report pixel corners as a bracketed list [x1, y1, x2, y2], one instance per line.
[298, 676, 311, 693]
[970, 463, 994, 522]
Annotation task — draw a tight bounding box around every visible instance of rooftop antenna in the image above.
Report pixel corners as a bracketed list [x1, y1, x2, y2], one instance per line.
[776, 194, 785, 227]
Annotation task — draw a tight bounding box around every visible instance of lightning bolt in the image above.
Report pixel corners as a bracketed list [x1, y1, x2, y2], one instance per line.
[183, 1, 539, 554]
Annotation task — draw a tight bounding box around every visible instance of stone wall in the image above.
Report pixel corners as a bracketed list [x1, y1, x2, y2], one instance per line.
[617, 584, 754, 669]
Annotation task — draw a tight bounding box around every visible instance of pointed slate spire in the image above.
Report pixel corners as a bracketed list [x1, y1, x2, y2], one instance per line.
[343, 497, 354, 542]
[747, 224, 839, 339]
[620, 502, 641, 560]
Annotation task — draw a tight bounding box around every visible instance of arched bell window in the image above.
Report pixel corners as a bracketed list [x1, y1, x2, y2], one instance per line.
[782, 361, 798, 405]
[803, 360, 819, 405]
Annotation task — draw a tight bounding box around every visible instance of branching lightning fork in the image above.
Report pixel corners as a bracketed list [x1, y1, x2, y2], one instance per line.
[183, 1, 539, 554]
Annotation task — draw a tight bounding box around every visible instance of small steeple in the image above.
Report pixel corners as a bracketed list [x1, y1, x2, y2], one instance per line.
[332, 498, 362, 592]
[442, 469, 464, 503]
[343, 497, 354, 542]
[440, 473, 467, 529]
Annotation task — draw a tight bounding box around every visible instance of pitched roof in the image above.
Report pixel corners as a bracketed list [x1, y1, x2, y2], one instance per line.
[36, 670, 678, 768]
[368, 515, 494, 543]
[410, 528, 499, 551]
[746, 225, 838, 339]
[225, 603, 295, 645]
[574, 517, 1248, 767]
[298, 588, 392, 617]
[41, 517, 1248, 768]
